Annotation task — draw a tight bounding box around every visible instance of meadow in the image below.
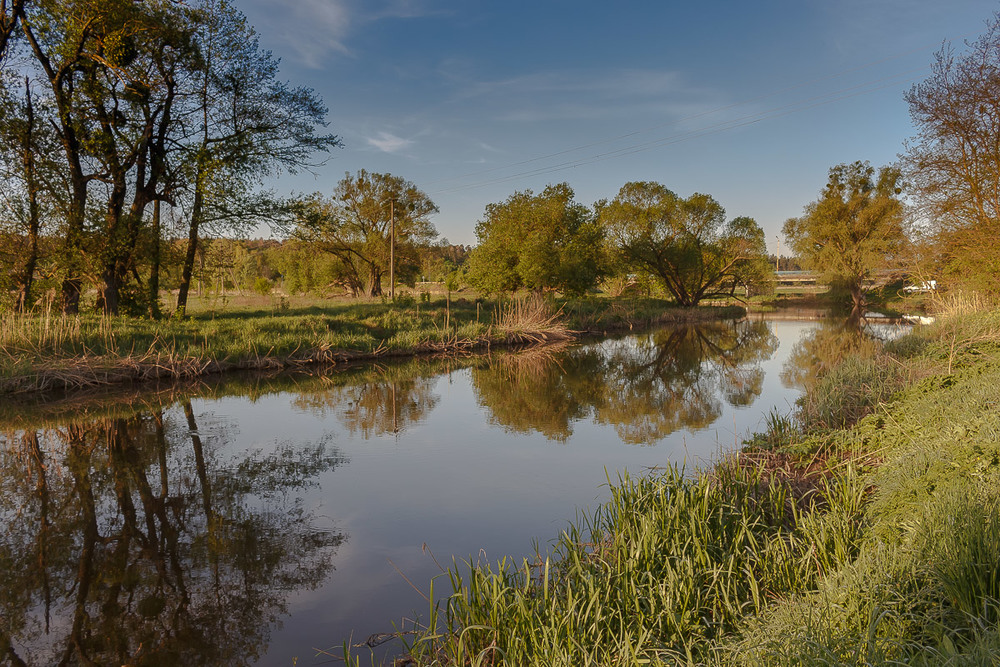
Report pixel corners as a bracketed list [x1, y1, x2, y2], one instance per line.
[0, 292, 744, 394]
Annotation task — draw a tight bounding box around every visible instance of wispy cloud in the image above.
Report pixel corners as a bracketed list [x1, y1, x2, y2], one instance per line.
[240, 0, 353, 68]
[367, 131, 415, 153]
[444, 68, 726, 124]
[368, 0, 449, 21]
[240, 0, 446, 69]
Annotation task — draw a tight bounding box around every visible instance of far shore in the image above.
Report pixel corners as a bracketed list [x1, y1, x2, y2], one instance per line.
[1, 296, 746, 396]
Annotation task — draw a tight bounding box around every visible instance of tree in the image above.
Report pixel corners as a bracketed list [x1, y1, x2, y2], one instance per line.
[599, 181, 769, 306]
[174, 0, 340, 315]
[0, 0, 27, 59]
[293, 170, 438, 297]
[466, 183, 604, 296]
[17, 0, 198, 315]
[783, 161, 905, 315]
[903, 13, 1000, 295]
[19, 0, 116, 313]
[0, 74, 53, 311]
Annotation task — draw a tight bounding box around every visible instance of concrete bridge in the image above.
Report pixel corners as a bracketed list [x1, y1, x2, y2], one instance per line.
[775, 271, 818, 285]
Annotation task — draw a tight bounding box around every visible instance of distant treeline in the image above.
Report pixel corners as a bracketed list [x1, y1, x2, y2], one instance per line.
[0, 234, 470, 306]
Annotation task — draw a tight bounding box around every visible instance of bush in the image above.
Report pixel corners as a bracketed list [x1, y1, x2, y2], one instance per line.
[253, 277, 272, 295]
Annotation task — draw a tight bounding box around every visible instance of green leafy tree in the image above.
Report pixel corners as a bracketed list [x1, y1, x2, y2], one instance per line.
[466, 183, 604, 296]
[783, 161, 905, 315]
[293, 170, 438, 297]
[599, 181, 769, 306]
[175, 0, 340, 315]
[903, 13, 1000, 295]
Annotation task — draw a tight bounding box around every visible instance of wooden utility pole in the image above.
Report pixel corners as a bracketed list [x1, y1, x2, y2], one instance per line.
[389, 199, 395, 301]
[775, 236, 780, 271]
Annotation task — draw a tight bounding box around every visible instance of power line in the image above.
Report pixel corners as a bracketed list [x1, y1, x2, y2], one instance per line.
[429, 66, 927, 195]
[425, 30, 978, 196]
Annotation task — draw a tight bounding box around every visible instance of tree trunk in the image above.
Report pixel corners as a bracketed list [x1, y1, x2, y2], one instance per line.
[148, 200, 162, 319]
[60, 185, 87, 315]
[0, 0, 26, 60]
[176, 182, 204, 316]
[22, 22, 91, 315]
[367, 264, 383, 297]
[15, 78, 40, 312]
[849, 280, 866, 317]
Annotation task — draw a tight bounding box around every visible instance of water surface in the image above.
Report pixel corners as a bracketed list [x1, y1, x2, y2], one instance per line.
[0, 318, 819, 665]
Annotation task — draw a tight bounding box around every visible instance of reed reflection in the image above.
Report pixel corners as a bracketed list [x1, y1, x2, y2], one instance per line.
[471, 320, 779, 444]
[0, 401, 345, 666]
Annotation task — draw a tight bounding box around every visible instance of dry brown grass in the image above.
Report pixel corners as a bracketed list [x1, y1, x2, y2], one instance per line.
[492, 294, 573, 343]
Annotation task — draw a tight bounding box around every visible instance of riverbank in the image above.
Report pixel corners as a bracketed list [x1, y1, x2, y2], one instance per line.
[0, 297, 744, 395]
[380, 304, 1000, 666]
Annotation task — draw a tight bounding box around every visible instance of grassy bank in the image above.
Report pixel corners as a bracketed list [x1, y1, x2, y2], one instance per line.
[0, 295, 744, 395]
[369, 303, 1000, 666]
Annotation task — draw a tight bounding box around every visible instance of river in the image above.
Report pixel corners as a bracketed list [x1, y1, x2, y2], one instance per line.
[0, 317, 831, 665]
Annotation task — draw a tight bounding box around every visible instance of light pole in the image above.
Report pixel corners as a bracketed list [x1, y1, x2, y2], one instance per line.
[775, 235, 780, 272]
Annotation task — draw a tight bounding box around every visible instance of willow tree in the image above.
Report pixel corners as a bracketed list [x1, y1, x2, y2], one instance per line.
[783, 161, 905, 315]
[293, 170, 438, 297]
[599, 181, 769, 306]
[466, 183, 604, 296]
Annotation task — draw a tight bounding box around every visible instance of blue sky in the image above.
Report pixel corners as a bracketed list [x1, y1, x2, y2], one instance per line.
[237, 0, 997, 252]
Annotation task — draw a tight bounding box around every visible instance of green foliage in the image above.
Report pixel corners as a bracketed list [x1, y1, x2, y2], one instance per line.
[395, 462, 868, 666]
[599, 181, 770, 306]
[466, 183, 604, 296]
[293, 170, 438, 297]
[252, 277, 272, 295]
[799, 353, 906, 431]
[783, 161, 905, 313]
[733, 308, 1000, 666]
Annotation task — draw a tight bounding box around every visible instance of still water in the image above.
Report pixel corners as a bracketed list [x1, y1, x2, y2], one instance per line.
[0, 318, 822, 665]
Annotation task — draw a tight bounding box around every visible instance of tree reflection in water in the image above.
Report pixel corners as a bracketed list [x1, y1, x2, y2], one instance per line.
[0, 401, 345, 666]
[780, 317, 879, 392]
[471, 319, 779, 444]
[290, 363, 441, 437]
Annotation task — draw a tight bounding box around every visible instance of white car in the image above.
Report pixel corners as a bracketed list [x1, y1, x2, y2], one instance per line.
[902, 280, 937, 293]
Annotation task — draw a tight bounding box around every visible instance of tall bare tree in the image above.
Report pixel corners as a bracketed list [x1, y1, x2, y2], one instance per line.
[903, 12, 1000, 295]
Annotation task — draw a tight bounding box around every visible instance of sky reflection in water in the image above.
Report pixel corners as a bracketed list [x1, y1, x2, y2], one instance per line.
[0, 318, 820, 665]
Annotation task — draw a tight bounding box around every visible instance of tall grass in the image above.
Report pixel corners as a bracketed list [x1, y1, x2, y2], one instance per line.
[731, 308, 1000, 666]
[342, 306, 1000, 666]
[491, 294, 571, 341]
[369, 461, 868, 666]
